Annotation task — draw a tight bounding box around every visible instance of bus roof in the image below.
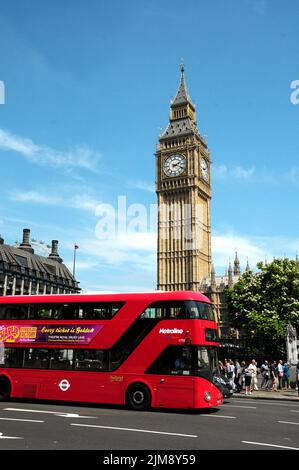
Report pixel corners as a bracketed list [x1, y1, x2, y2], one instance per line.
[0, 290, 211, 304]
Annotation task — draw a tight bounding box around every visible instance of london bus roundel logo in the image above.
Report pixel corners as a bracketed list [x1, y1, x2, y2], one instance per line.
[58, 379, 71, 392]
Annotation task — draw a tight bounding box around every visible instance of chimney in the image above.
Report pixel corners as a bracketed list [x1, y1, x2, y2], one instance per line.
[0, 235, 4, 245]
[19, 228, 34, 254]
[48, 240, 63, 263]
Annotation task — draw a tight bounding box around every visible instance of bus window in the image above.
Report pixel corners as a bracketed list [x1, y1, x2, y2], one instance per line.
[55, 303, 124, 320]
[140, 301, 214, 320]
[146, 346, 193, 376]
[23, 348, 48, 369]
[0, 305, 27, 319]
[49, 349, 73, 370]
[0, 348, 23, 368]
[80, 303, 124, 320]
[140, 302, 186, 319]
[28, 304, 58, 320]
[75, 349, 108, 371]
[59, 304, 78, 320]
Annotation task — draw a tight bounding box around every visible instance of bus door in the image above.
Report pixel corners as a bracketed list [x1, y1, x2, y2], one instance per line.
[148, 346, 195, 408]
[155, 375, 194, 408]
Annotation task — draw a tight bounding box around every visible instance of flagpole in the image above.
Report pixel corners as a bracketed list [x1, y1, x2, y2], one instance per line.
[73, 244, 77, 278]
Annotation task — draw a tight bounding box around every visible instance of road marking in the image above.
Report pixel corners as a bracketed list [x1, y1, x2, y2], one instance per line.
[70, 423, 198, 438]
[0, 432, 23, 440]
[233, 400, 299, 407]
[278, 421, 299, 426]
[0, 417, 44, 423]
[290, 410, 299, 413]
[242, 441, 299, 450]
[224, 405, 257, 409]
[200, 414, 236, 419]
[4, 408, 96, 419]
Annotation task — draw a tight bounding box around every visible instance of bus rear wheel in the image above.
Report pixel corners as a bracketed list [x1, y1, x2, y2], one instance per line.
[126, 383, 151, 411]
[0, 377, 11, 401]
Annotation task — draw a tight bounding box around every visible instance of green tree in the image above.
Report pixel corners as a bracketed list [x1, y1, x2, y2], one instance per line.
[226, 258, 299, 356]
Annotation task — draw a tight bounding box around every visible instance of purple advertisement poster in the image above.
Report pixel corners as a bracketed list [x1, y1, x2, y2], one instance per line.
[0, 324, 104, 344]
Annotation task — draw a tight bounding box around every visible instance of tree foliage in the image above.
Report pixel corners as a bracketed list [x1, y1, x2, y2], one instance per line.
[226, 258, 299, 356]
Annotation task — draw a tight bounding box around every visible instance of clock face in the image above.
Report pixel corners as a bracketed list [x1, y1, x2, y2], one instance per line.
[163, 154, 186, 177]
[200, 157, 209, 182]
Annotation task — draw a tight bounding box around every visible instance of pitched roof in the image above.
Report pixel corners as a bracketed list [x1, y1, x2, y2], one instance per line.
[172, 65, 194, 107]
[160, 116, 199, 139]
[0, 243, 75, 282]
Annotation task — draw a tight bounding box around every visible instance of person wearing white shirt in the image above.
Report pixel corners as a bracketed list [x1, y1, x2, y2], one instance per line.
[248, 359, 258, 391]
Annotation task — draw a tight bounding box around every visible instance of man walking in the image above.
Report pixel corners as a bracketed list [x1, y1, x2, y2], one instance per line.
[260, 360, 270, 390]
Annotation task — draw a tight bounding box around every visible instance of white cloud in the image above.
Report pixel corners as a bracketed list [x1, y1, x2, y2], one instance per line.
[12, 191, 61, 205]
[10, 190, 100, 213]
[212, 231, 299, 272]
[213, 164, 256, 180]
[286, 166, 299, 186]
[72, 232, 157, 272]
[128, 180, 155, 193]
[251, 0, 268, 16]
[64, 259, 99, 271]
[65, 227, 298, 277]
[71, 195, 100, 212]
[0, 128, 101, 172]
[231, 166, 255, 179]
[213, 164, 299, 187]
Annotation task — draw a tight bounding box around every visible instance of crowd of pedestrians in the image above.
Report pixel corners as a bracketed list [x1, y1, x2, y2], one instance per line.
[218, 358, 299, 396]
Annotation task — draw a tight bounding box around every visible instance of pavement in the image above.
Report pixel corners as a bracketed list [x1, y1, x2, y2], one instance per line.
[233, 387, 299, 401]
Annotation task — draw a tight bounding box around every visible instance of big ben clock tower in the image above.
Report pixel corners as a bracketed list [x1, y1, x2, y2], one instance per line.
[156, 65, 211, 291]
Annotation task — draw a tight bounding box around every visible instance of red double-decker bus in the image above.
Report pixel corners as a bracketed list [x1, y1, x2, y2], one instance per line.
[0, 291, 223, 410]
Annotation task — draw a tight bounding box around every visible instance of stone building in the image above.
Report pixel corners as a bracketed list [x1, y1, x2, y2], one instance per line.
[0, 228, 79, 296]
[200, 252, 249, 338]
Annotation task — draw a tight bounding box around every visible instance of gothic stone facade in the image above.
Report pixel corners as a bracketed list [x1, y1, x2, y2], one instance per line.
[156, 66, 211, 291]
[156, 67, 243, 338]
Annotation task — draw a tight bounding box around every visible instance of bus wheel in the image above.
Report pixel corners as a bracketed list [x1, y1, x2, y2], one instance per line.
[0, 377, 11, 401]
[126, 383, 151, 411]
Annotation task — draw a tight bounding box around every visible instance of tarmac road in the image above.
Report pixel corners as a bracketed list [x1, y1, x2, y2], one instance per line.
[0, 397, 298, 451]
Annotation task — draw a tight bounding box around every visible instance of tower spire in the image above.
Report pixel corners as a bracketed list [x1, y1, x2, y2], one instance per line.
[211, 263, 216, 291]
[234, 251, 241, 276]
[172, 63, 194, 108]
[228, 260, 233, 288]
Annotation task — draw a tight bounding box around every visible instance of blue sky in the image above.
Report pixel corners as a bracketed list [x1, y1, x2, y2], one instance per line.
[0, 0, 298, 291]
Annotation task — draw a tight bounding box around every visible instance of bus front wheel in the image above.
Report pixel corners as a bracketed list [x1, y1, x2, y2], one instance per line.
[126, 383, 151, 411]
[0, 377, 11, 401]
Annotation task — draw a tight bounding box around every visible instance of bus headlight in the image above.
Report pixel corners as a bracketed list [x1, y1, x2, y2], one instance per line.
[204, 392, 211, 402]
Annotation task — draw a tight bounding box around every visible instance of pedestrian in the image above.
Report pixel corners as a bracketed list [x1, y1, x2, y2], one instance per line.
[248, 359, 258, 391]
[239, 360, 246, 393]
[270, 360, 278, 391]
[226, 359, 235, 390]
[244, 362, 252, 395]
[283, 361, 291, 390]
[260, 360, 270, 390]
[234, 359, 242, 392]
[296, 362, 299, 397]
[218, 360, 225, 376]
[277, 359, 284, 389]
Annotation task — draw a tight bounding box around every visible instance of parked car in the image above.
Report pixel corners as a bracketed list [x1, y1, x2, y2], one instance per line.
[213, 374, 234, 399]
